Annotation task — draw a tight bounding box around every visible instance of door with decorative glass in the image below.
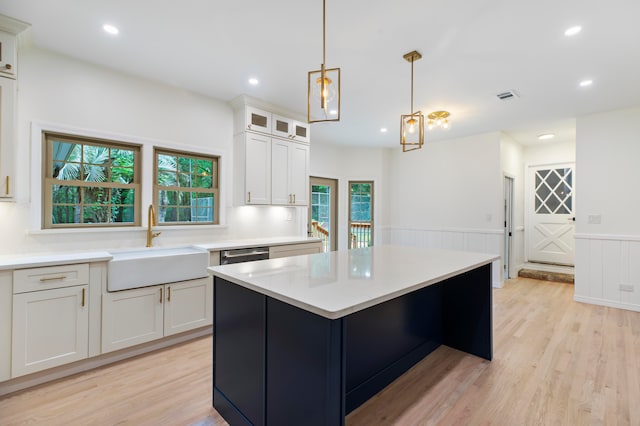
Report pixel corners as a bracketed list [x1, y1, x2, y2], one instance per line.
[527, 163, 575, 265]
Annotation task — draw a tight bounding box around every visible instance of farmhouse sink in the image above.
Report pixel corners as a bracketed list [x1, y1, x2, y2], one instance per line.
[107, 246, 209, 291]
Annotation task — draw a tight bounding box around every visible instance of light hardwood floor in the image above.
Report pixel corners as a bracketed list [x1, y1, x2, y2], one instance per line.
[1, 277, 639, 425]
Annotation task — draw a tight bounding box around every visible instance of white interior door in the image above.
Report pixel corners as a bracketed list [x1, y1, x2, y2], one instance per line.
[528, 163, 575, 265]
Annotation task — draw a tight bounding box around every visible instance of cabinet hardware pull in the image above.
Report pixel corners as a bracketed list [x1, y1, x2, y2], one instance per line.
[248, 191, 251, 203]
[159, 288, 163, 303]
[81, 288, 86, 307]
[293, 194, 296, 204]
[39, 275, 66, 282]
[4, 64, 11, 70]
[167, 287, 171, 302]
[4, 176, 9, 195]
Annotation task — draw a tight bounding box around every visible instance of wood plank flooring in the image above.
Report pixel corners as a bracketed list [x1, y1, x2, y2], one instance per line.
[1, 277, 639, 425]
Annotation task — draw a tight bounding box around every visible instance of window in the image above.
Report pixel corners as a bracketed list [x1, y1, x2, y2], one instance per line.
[348, 181, 373, 249]
[154, 148, 219, 225]
[43, 132, 140, 228]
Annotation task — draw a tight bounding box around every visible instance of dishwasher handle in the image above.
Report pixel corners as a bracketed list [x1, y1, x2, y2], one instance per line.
[222, 250, 269, 259]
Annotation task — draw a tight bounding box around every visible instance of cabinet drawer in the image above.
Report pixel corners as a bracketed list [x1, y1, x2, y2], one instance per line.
[13, 263, 90, 294]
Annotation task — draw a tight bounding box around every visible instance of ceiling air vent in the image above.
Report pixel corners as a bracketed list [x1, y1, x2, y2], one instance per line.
[496, 90, 519, 101]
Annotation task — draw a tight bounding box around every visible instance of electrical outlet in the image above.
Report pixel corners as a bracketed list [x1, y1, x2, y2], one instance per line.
[620, 284, 634, 292]
[588, 214, 602, 224]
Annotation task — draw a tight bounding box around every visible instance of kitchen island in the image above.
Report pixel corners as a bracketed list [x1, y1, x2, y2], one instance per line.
[208, 245, 499, 426]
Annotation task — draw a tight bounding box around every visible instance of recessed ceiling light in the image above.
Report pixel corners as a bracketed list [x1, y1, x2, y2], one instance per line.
[248, 78, 259, 86]
[579, 79, 593, 87]
[538, 133, 555, 140]
[380, 128, 388, 133]
[329, 110, 338, 115]
[103, 24, 119, 35]
[564, 26, 582, 37]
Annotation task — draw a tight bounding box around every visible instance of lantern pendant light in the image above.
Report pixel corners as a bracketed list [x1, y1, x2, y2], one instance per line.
[400, 50, 424, 152]
[308, 0, 341, 123]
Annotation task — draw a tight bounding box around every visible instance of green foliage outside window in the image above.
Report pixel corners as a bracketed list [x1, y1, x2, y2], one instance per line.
[46, 134, 139, 227]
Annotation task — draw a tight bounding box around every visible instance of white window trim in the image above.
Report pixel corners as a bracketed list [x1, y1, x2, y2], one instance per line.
[30, 121, 227, 233]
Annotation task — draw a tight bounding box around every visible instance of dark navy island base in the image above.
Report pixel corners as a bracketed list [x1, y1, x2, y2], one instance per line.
[213, 263, 492, 426]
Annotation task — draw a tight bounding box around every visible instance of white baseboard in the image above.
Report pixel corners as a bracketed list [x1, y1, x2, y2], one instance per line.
[0, 326, 212, 397]
[574, 295, 640, 313]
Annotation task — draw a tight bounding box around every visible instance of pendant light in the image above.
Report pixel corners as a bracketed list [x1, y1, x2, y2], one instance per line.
[308, 0, 341, 123]
[400, 50, 424, 152]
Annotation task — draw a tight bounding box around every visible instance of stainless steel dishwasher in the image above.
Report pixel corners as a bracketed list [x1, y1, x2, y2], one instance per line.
[219, 246, 270, 264]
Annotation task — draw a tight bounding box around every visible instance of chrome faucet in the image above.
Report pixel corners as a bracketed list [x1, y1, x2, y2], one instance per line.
[146, 204, 161, 247]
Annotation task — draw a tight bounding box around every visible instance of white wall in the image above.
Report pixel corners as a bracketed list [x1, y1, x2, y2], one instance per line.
[525, 140, 576, 167]
[574, 106, 640, 311]
[384, 132, 504, 287]
[310, 142, 388, 251]
[0, 47, 301, 256]
[387, 132, 502, 230]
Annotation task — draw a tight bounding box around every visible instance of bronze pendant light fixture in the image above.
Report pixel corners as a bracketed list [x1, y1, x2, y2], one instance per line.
[308, 0, 341, 123]
[400, 50, 424, 152]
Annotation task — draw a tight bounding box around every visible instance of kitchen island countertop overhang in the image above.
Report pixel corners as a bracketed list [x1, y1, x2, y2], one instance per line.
[208, 245, 500, 319]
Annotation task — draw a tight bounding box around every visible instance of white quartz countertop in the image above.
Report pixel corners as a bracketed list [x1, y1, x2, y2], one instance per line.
[209, 245, 500, 319]
[194, 237, 320, 251]
[0, 237, 320, 270]
[0, 251, 114, 271]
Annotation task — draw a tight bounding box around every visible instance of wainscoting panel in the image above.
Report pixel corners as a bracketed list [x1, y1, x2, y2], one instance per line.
[382, 227, 503, 288]
[575, 234, 640, 312]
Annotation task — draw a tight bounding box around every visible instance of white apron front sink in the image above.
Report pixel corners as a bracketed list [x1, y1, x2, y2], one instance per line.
[108, 246, 209, 291]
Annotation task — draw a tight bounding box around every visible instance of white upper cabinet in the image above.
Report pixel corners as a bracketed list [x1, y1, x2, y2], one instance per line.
[233, 132, 271, 205]
[0, 31, 17, 79]
[231, 97, 310, 206]
[0, 17, 29, 201]
[271, 115, 311, 143]
[271, 140, 309, 206]
[0, 77, 16, 199]
[245, 106, 271, 134]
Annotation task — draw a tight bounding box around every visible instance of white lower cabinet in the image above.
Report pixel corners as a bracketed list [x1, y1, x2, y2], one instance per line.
[269, 242, 323, 259]
[12, 285, 89, 377]
[102, 277, 212, 353]
[164, 278, 212, 336]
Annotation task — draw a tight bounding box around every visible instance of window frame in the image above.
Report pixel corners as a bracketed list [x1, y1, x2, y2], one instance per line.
[42, 132, 142, 229]
[153, 147, 220, 226]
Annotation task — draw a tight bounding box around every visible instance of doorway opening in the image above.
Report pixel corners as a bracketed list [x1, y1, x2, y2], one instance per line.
[348, 181, 373, 249]
[309, 177, 338, 252]
[504, 175, 514, 279]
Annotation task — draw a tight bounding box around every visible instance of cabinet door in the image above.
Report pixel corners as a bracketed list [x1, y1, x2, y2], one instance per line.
[271, 139, 291, 205]
[289, 142, 309, 206]
[164, 278, 212, 336]
[0, 32, 17, 79]
[0, 77, 16, 199]
[102, 286, 164, 353]
[269, 242, 323, 259]
[291, 120, 310, 143]
[12, 285, 89, 377]
[245, 133, 271, 204]
[246, 106, 271, 134]
[271, 114, 292, 139]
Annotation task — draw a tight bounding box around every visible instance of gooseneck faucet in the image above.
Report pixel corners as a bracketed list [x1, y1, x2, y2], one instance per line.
[146, 204, 161, 247]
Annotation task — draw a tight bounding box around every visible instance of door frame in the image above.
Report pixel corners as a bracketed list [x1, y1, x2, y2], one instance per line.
[309, 176, 338, 252]
[524, 161, 576, 265]
[503, 174, 515, 279]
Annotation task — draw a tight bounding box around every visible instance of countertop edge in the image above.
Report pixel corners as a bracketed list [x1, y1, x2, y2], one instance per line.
[209, 253, 499, 320]
[0, 252, 114, 271]
[0, 237, 321, 270]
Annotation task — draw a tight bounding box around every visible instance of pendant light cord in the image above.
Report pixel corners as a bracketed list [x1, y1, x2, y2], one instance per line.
[322, 0, 326, 66]
[410, 57, 414, 115]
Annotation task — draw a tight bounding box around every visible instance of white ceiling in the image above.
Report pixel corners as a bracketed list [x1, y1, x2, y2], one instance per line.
[1, 0, 639, 148]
